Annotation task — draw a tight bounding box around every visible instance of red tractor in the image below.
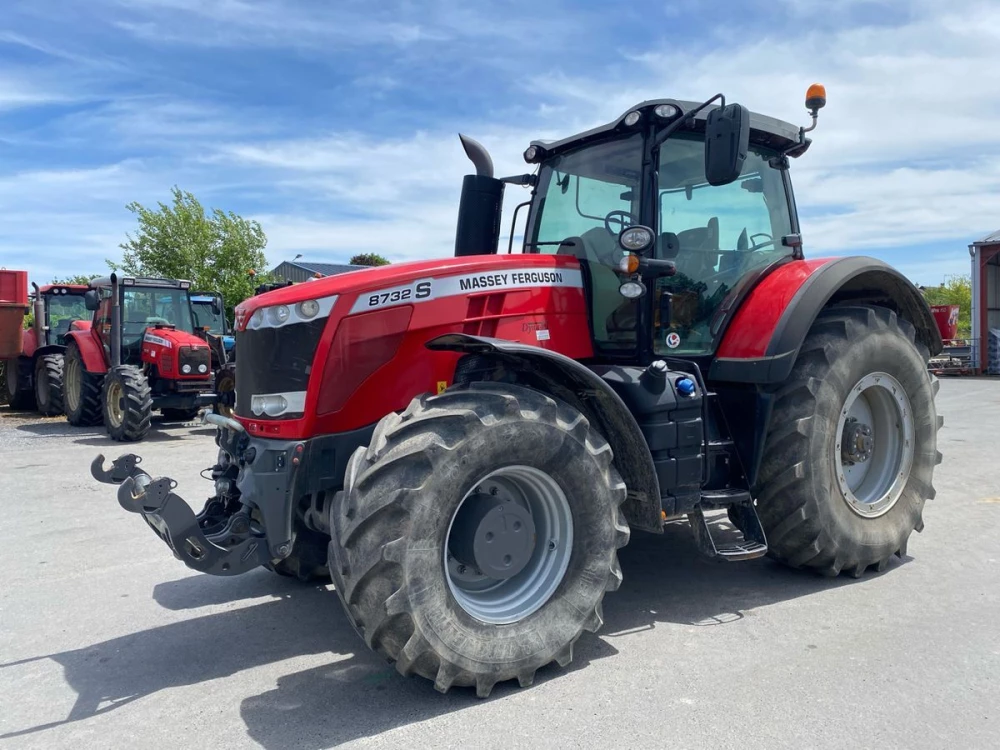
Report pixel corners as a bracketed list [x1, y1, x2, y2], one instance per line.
[3, 282, 92, 415]
[66, 274, 218, 441]
[94, 86, 942, 697]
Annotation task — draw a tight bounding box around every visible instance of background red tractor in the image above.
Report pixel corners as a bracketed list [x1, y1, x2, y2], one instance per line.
[66, 274, 218, 441]
[3, 281, 91, 415]
[95, 85, 943, 697]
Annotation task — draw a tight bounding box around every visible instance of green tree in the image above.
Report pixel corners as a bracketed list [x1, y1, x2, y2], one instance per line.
[52, 273, 100, 285]
[109, 187, 271, 316]
[923, 274, 972, 337]
[350, 252, 390, 267]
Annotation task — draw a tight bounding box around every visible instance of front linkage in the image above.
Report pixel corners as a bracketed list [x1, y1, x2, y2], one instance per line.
[91, 450, 270, 576]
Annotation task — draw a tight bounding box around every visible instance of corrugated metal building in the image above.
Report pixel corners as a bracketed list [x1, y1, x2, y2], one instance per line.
[271, 260, 365, 283]
[969, 230, 1000, 374]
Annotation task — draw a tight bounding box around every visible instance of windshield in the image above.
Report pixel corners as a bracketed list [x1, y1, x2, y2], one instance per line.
[191, 299, 226, 334]
[655, 134, 792, 354]
[121, 288, 194, 346]
[526, 134, 643, 352]
[45, 293, 89, 344]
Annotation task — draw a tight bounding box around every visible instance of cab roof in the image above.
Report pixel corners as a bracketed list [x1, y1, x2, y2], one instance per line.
[529, 98, 806, 158]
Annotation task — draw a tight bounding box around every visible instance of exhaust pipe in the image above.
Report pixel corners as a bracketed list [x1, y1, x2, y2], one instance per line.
[110, 273, 121, 367]
[454, 134, 504, 257]
[31, 282, 44, 346]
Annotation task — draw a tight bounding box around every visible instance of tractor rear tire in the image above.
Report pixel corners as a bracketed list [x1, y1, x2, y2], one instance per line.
[756, 305, 940, 578]
[161, 407, 201, 422]
[327, 382, 630, 697]
[63, 342, 103, 426]
[34, 354, 64, 416]
[103, 365, 152, 442]
[4, 358, 35, 411]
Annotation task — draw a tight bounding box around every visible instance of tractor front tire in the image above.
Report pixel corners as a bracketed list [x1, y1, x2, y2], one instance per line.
[34, 354, 64, 416]
[103, 365, 152, 442]
[328, 383, 630, 697]
[63, 342, 103, 426]
[756, 305, 940, 578]
[3, 357, 35, 411]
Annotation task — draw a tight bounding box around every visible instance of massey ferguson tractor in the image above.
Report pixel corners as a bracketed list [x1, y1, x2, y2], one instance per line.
[65, 274, 218, 440]
[3, 281, 91, 415]
[93, 85, 942, 697]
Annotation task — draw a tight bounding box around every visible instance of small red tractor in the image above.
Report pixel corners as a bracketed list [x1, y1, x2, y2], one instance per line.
[94, 85, 942, 696]
[66, 274, 219, 440]
[3, 281, 92, 415]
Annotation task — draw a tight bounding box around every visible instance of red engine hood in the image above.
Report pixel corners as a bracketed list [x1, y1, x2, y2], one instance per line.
[143, 326, 209, 348]
[234, 255, 584, 331]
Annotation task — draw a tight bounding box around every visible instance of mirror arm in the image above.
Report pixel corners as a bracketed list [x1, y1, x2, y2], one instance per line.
[653, 93, 725, 148]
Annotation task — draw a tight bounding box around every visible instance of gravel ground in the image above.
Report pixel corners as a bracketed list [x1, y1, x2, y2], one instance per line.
[0, 378, 998, 749]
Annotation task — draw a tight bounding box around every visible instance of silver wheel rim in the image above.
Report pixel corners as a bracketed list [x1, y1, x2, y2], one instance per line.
[835, 372, 914, 518]
[445, 465, 573, 625]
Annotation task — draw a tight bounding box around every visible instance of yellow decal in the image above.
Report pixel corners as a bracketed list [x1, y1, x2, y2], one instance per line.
[436, 381, 448, 394]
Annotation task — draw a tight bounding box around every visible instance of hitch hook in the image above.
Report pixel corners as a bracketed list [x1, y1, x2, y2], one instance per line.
[91, 453, 143, 485]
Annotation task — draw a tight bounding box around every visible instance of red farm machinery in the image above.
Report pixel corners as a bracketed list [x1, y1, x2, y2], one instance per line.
[65, 274, 220, 440]
[93, 85, 943, 697]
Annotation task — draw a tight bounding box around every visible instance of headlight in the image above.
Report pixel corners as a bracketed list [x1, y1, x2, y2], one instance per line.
[182, 364, 192, 374]
[297, 299, 320, 319]
[654, 103, 679, 119]
[619, 226, 654, 252]
[198, 364, 208, 374]
[623, 110, 641, 127]
[619, 280, 646, 299]
[249, 391, 306, 418]
[245, 294, 339, 330]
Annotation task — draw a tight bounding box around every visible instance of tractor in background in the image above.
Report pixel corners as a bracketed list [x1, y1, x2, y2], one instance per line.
[3, 282, 91, 415]
[95, 85, 943, 697]
[65, 274, 218, 440]
[191, 291, 236, 363]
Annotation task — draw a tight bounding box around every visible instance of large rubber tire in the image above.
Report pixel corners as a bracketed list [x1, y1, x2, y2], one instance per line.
[215, 364, 236, 419]
[4, 357, 36, 411]
[63, 342, 103, 426]
[161, 407, 201, 422]
[756, 305, 941, 578]
[34, 353, 65, 416]
[328, 383, 630, 698]
[103, 365, 152, 442]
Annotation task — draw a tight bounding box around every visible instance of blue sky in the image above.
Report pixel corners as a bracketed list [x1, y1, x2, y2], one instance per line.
[2, 0, 998, 286]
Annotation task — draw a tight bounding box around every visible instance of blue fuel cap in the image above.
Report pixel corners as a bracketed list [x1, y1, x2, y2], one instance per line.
[676, 377, 696, 397]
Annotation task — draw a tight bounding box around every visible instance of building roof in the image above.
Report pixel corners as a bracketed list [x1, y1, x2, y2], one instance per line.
[276, 260, 366, 276]
[972, 230, 1000, 246]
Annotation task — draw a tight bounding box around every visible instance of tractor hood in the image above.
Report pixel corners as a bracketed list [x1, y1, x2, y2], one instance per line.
[142, 325, 210, 350]
[233, 255, 583, 331]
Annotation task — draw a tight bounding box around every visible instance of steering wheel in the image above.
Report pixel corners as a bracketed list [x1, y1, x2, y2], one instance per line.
[748, 232, 775, 252]
[604, 210, 635, 237]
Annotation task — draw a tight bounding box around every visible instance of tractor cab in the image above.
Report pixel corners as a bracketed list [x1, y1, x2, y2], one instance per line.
[33, 284, 91, 346]
[456, 91, 820, 364]
[85, 277, 197, 367]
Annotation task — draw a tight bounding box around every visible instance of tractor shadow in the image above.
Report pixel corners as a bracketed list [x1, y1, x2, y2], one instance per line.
[14, 417, 211, 444]
[0, 517, 907, 748]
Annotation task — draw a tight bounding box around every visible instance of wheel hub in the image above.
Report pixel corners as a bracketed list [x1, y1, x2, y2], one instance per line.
[841, 419, 874, 464]
[834, 372, 915, 518]
[445, 466, 573, 625]
[449, 492, 537, 580]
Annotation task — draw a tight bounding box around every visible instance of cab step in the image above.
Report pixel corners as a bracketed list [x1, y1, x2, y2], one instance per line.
[688, 502, 768, 562]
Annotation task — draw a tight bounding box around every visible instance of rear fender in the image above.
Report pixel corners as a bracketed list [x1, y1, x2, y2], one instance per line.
[32, 344, 67, 360]
[427, 333, 663, 533]
[65, 329, 108, 374]
[710, 256, 941, 383]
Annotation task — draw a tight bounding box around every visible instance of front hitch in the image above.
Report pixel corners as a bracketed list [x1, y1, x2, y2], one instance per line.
[92, 454, 271, 576]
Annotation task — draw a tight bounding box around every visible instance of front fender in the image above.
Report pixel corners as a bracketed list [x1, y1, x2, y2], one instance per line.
[427, 333, 662, 533]
[710, 256, 941, 383]
[65, 330, 108, 373]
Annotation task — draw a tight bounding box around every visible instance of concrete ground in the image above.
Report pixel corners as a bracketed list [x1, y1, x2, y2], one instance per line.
[0, 378, 998, 749]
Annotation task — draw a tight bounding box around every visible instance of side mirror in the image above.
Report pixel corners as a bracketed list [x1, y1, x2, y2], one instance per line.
[84, 290, 100, 311]
[211, 298, 223, 316]
[705, 103, 750, 186]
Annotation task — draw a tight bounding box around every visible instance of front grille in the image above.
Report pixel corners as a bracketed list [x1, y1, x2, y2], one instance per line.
[178, 346, 211, 374]
[235, 318, 327, 419]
